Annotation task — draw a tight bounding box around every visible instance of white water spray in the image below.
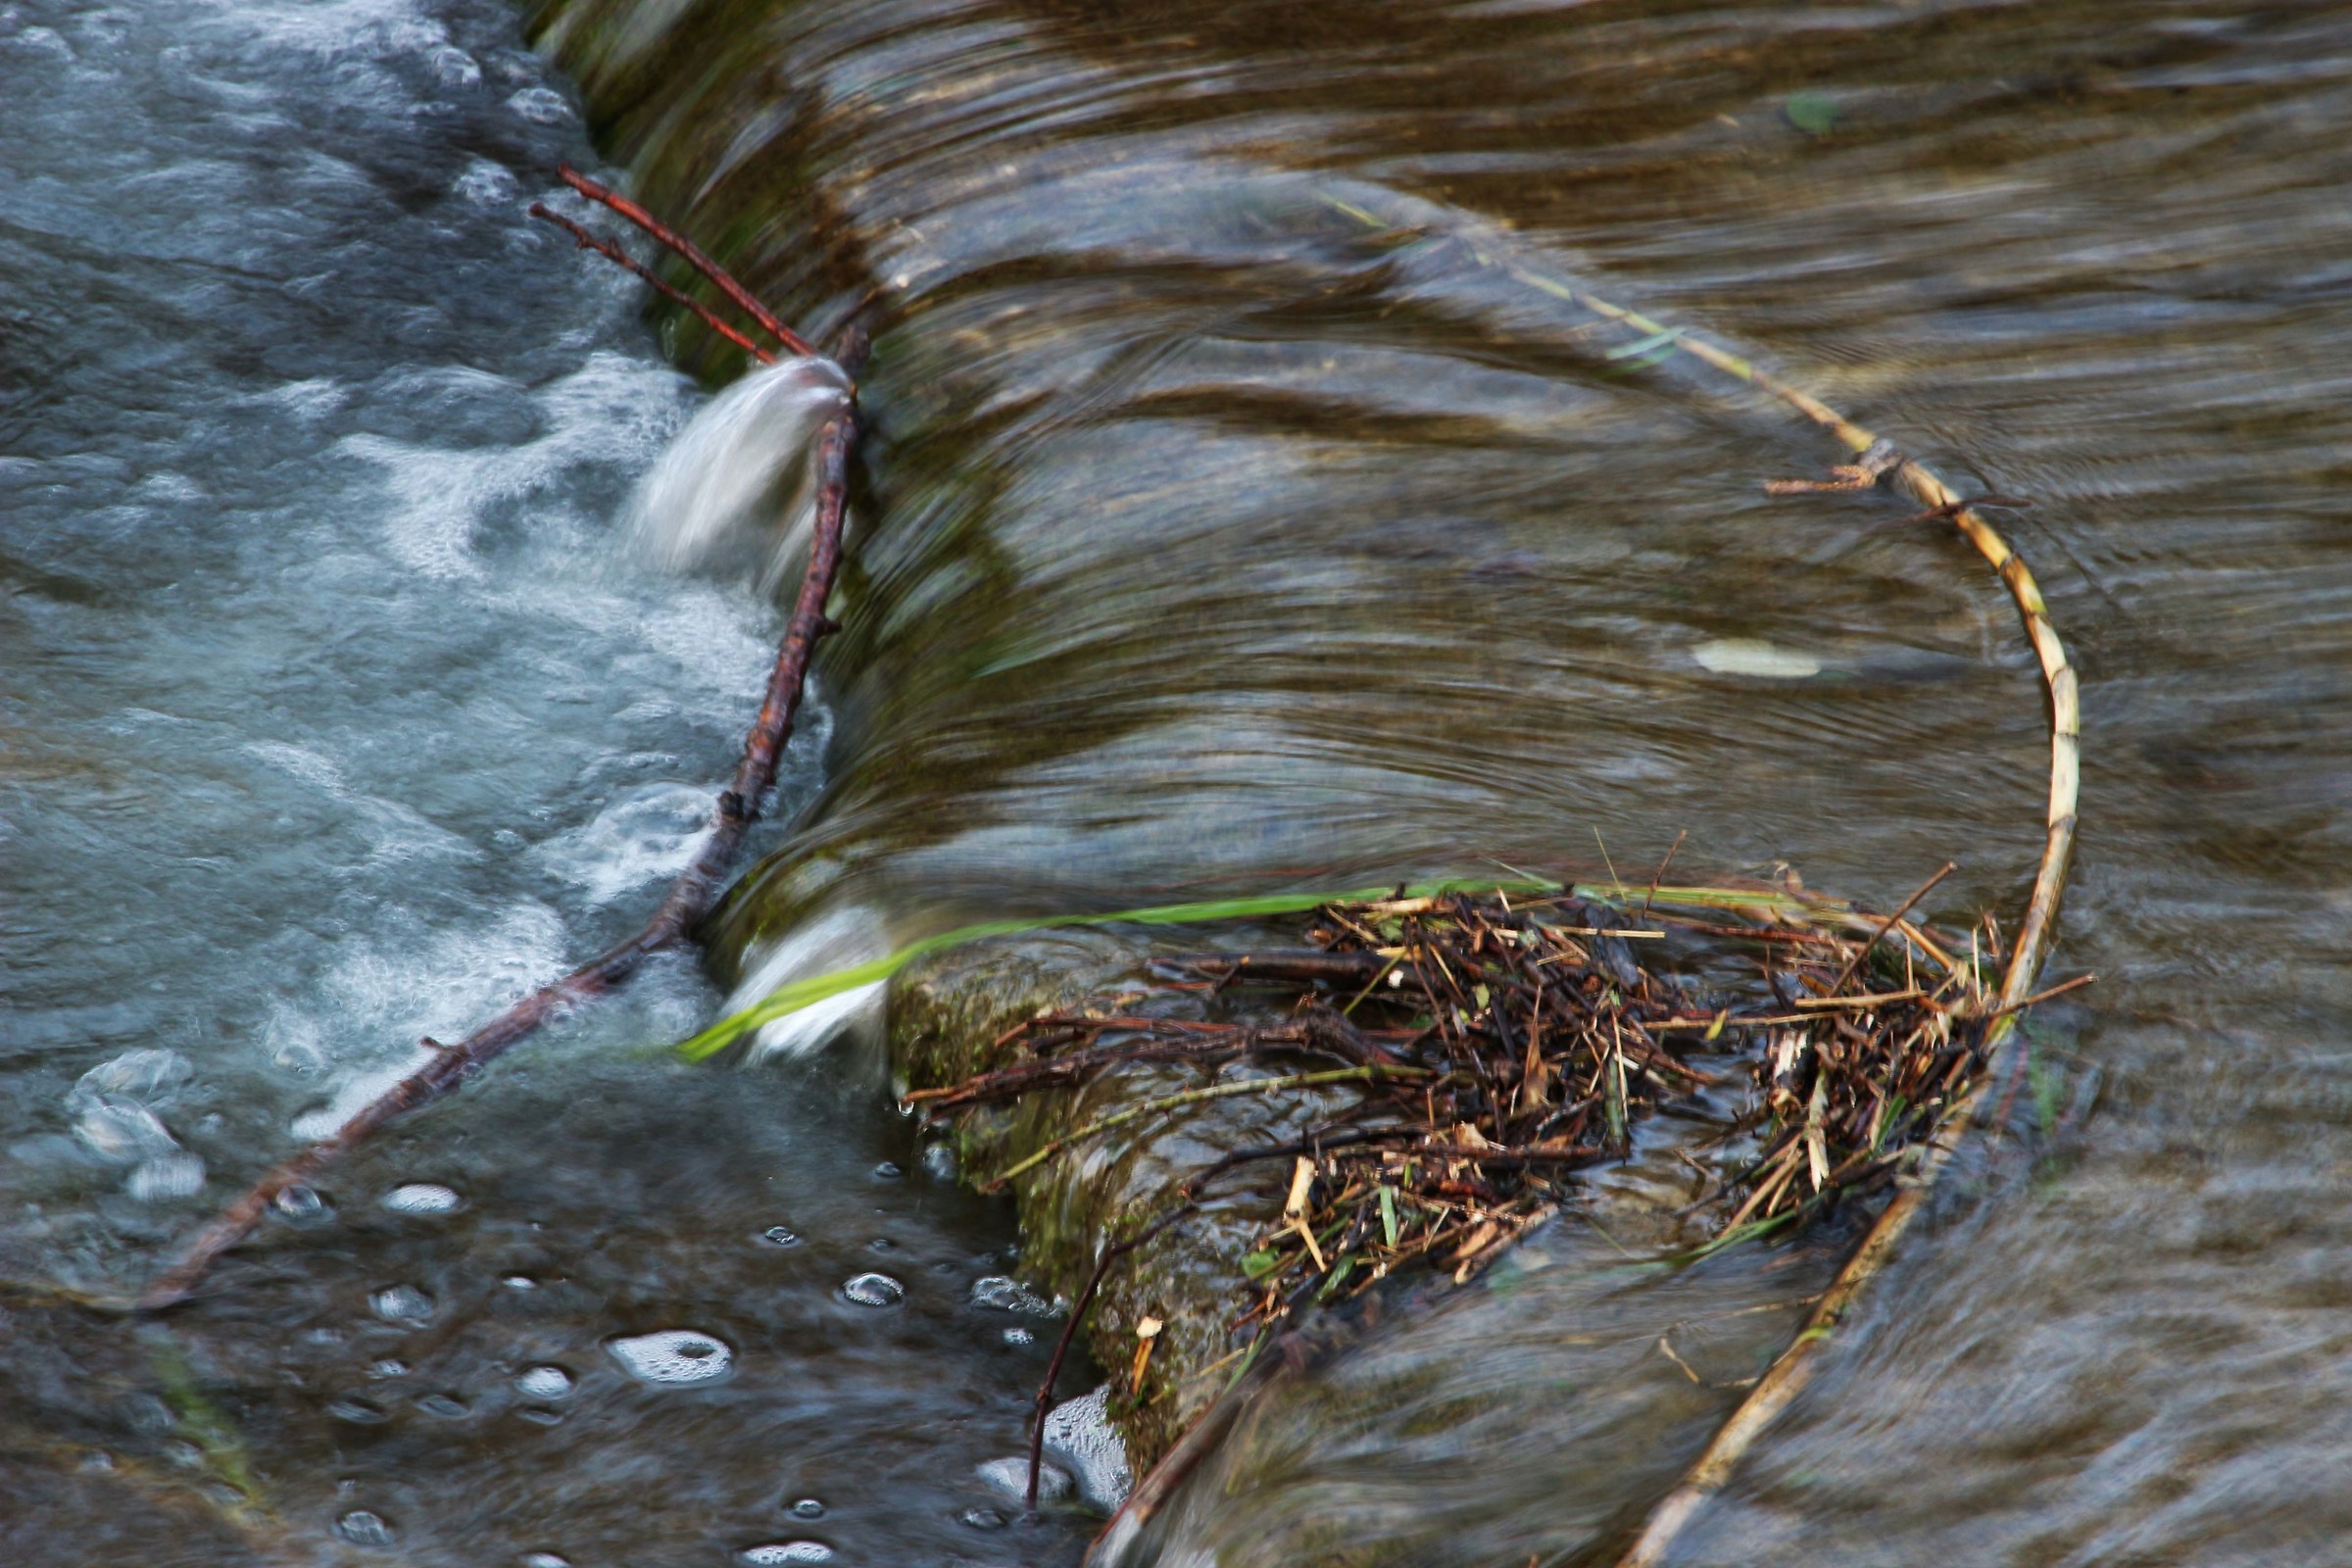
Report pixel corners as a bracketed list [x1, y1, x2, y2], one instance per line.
[628, 355, 854, 592]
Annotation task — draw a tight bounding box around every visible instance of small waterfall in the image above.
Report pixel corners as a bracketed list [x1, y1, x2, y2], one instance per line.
[627, 354, 854, 592]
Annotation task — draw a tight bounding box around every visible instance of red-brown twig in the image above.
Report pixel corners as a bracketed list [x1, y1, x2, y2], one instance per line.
[529, 203, 775, 364]
[557, 164, 817, 358]
[137, 326, 862, 1311]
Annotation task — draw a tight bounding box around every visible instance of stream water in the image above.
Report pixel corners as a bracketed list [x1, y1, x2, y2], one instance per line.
[7, 0, 2352, 1564]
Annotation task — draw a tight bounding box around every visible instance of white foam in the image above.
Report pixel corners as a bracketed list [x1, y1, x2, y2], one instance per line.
[626, 356, 854, 593]
[977, 1456, 1071, 1504]
[1042, 1385, 1134, 1512]
[738, 1544, 834, 1565]
[608, 1329, 734, 1387]
[1691, 638, 1822, 679]
[970, 1276, 1054, 1315]
[533, 781, 715, 905]
[382, 1183, 461, 1214]
[514, 1365, 573, 1399]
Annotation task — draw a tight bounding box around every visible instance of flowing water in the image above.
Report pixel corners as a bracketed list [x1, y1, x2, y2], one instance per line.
[7, 0, 2352, 1563]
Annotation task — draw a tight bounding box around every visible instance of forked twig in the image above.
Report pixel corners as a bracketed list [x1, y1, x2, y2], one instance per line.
[528, 203, 775, 363]
[558, 164, 818, 358]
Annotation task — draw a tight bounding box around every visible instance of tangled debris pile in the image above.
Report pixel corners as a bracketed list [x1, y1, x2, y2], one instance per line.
[914, 874, 2012, 1347]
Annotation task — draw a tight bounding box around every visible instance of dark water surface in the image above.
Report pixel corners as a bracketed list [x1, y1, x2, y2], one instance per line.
[8, 0, 2352, 1563]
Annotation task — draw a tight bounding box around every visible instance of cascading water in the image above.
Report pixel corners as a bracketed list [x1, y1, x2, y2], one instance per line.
[11, 0, 2352, 1564]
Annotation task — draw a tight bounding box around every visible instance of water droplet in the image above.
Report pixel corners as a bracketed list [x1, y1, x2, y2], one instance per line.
[871, 1160, 903, 1180]
[337, 1509, 395, 1546]
[977, 1456, 1069, 1503]
[607, 1329, 734, 1387]
[514, 1365, 572, 1400]
[370, 1284, 435, 1325]
[841, 1272, 904, 1308]
[326, 1396, 391, 1425]
[1003, 1327, 1035, 1347]
[739, 1544, 833, 1565]
[959, 1507, 1006, 1530]
[760, 1226, 802, 1248]
[273, 1184, 331, 1222]
[383, 1183, 462, 1214]
[970, 1276, 1053, 1314]
[414, 1393, 468, 1420]
[789, 1498, 824, 1519]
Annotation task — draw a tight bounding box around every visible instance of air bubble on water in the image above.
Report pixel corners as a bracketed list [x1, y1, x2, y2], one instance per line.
[1042, 1385, 1135, 1512]
[869, 1237, 896, 1251]
[970, 1276, 1054, 1315]
[367, 1359, 410, 1380]
[518, 1554, 572, 1568]
[336, 1509, 395, 1546]
[274, 1184, 332, 1223]
[607, 1329, 734, 1387]
[738, 1543, 833, 1565]
[789, 1498, 824, 1519]
[1003, 1327, 1035, 1347]
[514, 1365, 572, 1399]
[383, 1183, 461, 1214]
[760, 1226, 802, 1248]
[872, 1161, 903, 1181]
[960, 1507, 1006, 1530]
[517, 1406, 564, 1426]
[503, 1275, 537, 1290]
[371, 1285, 435, 1324]
[415, 1393, 468, 1420]
[978, 1456, 1069, 1503]
[841, 1273, 904, 1308]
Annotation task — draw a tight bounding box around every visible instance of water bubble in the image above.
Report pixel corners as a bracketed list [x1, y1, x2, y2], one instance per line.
[1042, 1385, 1135, 1511]
[607, 1329, 734, 1387]
[738, 1544, 833, 1565]
[370, 1285, 435, 1325]
[869, 1237, 896, 1251]
[1003, 1327, 1035, 1348]
[415, 1394, 468, 1420]
[367, 1360, 409, 1380]
[326, 1396, 391, 1425]
[502, 1275, 537, 1290]
[514, 1365, 573, 1400]
[960, 1507, 1006, 1530]
[383, 1183, 462, 1214]
[337, 1509, 395, 1546]
[841, 1273, 904, 1308]
[871, 1161, 903, 1181]
[969, 1276, 1053, 1315]
[978, 1456, 1069, 1503]
[516, 1406, 564, 1426]
[274, 1184, 332, 1223]
[760, 1225, 802, 1248]
[518, 1554, 572, 1568]
[789, 1498, 824, 1519]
